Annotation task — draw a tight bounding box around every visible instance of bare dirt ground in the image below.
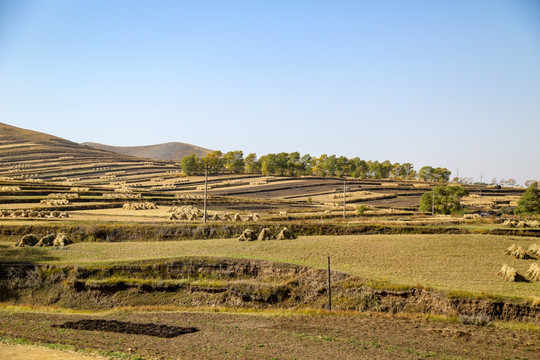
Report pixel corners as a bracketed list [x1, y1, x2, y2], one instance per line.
[0, 343, 103, 360]
[0, 310, 538, 360]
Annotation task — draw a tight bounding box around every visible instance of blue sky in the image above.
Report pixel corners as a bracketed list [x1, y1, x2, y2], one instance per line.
[1, 0, 539, 184]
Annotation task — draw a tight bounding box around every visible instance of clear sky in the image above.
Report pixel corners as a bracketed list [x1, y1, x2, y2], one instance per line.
[1, 0, 539, 184]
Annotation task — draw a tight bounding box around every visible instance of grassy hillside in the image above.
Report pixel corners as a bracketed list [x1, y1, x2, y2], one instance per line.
[83, 141, 212, 161]
[2, 234, 538, 300]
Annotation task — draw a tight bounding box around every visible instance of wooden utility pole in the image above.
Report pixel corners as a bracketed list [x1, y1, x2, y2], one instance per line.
[432, 187, 435, 215]
[327, 256, 332, 311]
[343, 180, 346, 219]
[203, 165, 208, 224]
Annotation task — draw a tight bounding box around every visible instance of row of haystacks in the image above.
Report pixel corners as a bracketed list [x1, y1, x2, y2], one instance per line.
[174, 194, 207, 199]
[15, 233, 72, 247]
[40, 199, 69, 206]
[0, 186, 21, 192]
[504, 243, 540, 259]
[498, 263, 540, 282]
[1, 209, 69, 218]
[238, 227, 295, 241]
[499, 242, 539, 282]
[103, 193, 142, 199]
[169, 212, 261, 222]
[46, 192, 79, 199]
[502, 220, 539, 228]
[122, 202, 157, 210]
[70, 187, 89, 192]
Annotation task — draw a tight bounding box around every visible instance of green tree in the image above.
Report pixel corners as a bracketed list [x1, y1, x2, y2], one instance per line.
[203, 151, 223, 174]
[180, 154, 200, 176]
[244, 153, 259, 174]
[419, 185, 468, 214]
[259, 154, 277, 175]
[223, 150, 244, 174]
[514, 182, 540, 216]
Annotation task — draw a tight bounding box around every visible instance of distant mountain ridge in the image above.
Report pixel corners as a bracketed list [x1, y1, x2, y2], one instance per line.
[0, 122, 139, 163]
[83, 142, 212, 162]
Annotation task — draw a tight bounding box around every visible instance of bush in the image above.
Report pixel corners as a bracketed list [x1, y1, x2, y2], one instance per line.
[357, 205, 368, 215]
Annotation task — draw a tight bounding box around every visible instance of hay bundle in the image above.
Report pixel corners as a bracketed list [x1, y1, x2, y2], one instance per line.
[51, 211, 61, 218]
[188, 213, 198, 221]
[276, 227, 295, 240]
[258, 228, 274, 241]
[498, 264, 518, 282]
[178, 213, 188, 220]
[516, 221, 529, 228]
[59, 212, 69, 218]
[53, 233, 71, 247]
[245, 214, 254, 221]
[502, 220, 512, 227]
[169, 213, 178, 220]
[1, 210, 11, 217]
[221, 214, 232, 221]
[16, 234, 38, 247]
[211, 213, 221, 221]
[36, 233, 56, 247]
[511, 246, 529, 259]
[253, 214, 260, 221]
[232, 213, 242, 222]
[525, 263, 540, 281]
[504, 244, 517, 255]
[527, 220, 539, 228]
[527, 243, 540, 258]
[238, 229, 257, 241]
[11, 210, 23, 217]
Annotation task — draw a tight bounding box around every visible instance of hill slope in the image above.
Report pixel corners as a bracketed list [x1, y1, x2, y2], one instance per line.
[83, 142, 212, 162]
[0, 122, 172, 183]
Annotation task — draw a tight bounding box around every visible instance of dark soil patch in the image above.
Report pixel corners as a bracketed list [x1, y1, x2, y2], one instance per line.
[53, 319, 198, 338]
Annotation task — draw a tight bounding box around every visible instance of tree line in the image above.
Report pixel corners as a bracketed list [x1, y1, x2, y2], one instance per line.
[180, 151, 451, 182]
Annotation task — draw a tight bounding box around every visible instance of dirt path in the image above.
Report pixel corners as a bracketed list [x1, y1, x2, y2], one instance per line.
[0, 343, 102, 360]
[0, 310, 538, 360]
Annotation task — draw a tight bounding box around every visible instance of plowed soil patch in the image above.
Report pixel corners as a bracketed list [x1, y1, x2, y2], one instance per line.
[54, 319, 198, 338]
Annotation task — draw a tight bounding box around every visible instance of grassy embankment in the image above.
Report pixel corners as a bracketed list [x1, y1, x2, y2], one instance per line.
[1, 234, 539, 301]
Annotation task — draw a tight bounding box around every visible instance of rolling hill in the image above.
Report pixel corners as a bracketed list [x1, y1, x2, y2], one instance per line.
[83, 142, 212, 162]
[0, 122, 174, 183]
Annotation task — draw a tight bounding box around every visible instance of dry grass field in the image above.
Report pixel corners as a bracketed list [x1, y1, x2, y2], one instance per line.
[2, 234, 539, 300]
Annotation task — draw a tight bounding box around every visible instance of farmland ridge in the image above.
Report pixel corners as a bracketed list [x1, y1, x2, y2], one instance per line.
[83, 141, 212, 161]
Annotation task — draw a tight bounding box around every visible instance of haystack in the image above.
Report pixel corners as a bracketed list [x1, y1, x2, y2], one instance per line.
[504, 244, 518, 255]
[253, 214, 261, 221]
[238, 229, 257, 241]
[245, 214, 254, 221]
[16, 234, 38, 247]
[525, 263, 540, 281]
[258, 228, 274, 241]
[527, 243, 540, 258]
[232, 213, 242, 222]
[276, 227, 295, 240]
[527, 220, 539, 228]
[211, 213, 221, 221]
[169, 213, 178, 220]
[188, 213, 198, 221]
[36, 233, 56, 247]
[516, 221, 529, 228]
[178, 213, 188, 220]
[498, 264, 517, 282]
[222, 214, 232, 221]
[59, 212, 69, 218]
[53, 233, 72, 247]
[511, 246, 529, 259]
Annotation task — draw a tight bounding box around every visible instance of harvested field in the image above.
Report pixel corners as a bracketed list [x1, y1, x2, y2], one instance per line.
[2, 234, 539, 300]
[0, 309, 538, 360]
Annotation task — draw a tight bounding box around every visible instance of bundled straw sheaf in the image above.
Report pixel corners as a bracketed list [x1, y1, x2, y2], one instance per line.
[525, 263, 540, 281]
[498, 264, 518, 282]
[527, 243, 540, 258]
